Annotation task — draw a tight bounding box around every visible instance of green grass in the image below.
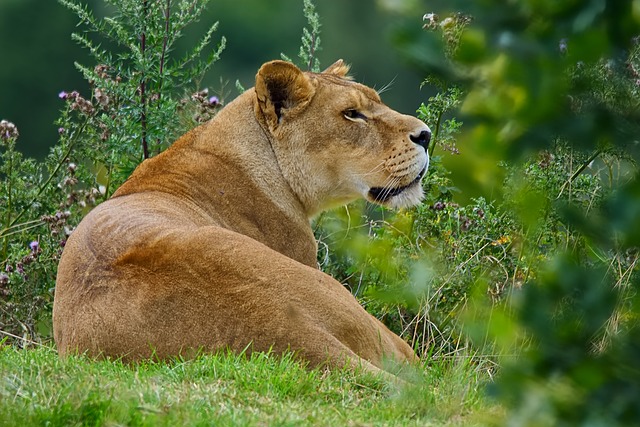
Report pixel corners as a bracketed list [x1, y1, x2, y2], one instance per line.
[0, 345, 502, 426]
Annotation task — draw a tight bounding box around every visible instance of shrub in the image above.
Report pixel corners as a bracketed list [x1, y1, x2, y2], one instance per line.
[390, 1, 640, 424]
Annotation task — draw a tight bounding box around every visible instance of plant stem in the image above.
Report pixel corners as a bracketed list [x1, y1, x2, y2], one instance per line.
[3, 149, 12, 260]
[557, 149, 602, 198]
[154, 0, 172, 154]
[103, 150, 114, 201]
[140, 0, 149, 160]
[308, 32, 317, 71]
[159, 0, 170, 84]
[430, 110, 443, 157]
[0, 221, 44, 240]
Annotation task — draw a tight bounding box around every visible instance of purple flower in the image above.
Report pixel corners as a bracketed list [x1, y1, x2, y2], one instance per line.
[58, 91, 68, 100]
[58, 127, 65, 135]
[559, 38, 568, 54]
[208, 96, 219, 106]
[29, 241, 39, 253]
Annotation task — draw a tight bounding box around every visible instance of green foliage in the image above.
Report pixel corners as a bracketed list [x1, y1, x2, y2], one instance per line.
[0, 118, 94, 343]
[417, 85, 463, 157]
[0, 345, 498, 426]
[0, 0, 225, 345]
[59, 0, 225, 177]
[299, 0, 322, 72]
[316, 5, 640, 424]
[492, 255, 640, 426]
[385, 0, 640, 425]
[282, 0, 322, 72]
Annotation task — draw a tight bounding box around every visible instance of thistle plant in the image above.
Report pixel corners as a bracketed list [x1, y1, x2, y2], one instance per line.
[1, 0, 226, 345]
[58, 0, 225, 182]
[0, 118, 83, 345]
[282, 0, 322, 72]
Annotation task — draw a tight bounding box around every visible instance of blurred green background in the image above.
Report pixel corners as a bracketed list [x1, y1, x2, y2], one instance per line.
[0, 0, 430, 160]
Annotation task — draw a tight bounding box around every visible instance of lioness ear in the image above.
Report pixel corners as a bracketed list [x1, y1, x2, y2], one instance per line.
[255, 60, 315, 130]
[323, 59, 351, 78]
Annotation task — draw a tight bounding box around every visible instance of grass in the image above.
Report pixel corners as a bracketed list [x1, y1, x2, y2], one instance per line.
[0, 344, 503, 426]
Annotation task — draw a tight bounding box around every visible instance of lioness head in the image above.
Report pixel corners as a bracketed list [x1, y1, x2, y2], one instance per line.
[254, 60, 431, 217]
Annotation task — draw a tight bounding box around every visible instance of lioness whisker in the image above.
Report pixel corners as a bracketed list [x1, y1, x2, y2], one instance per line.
[363, 162, 386, 176]
[377, 175, 402, 202]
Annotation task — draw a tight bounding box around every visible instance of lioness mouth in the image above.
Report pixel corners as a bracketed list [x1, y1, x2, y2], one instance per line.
[368, 167, 426, 203]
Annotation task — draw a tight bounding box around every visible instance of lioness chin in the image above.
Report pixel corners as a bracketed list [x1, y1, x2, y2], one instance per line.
[53, 60, 431, 377]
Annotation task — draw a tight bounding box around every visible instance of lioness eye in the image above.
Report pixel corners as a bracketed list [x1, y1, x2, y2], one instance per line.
[343, 109, 367, 121]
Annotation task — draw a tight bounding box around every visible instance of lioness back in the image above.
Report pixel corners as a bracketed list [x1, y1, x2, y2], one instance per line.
[53, 60, 430, 376]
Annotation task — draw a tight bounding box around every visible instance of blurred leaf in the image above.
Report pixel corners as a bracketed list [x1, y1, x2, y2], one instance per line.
[604, 175, 640, 247]
[391, 23, 457, 83]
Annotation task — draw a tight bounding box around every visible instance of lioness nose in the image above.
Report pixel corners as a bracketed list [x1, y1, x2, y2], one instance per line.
[410, 129, 431, 150]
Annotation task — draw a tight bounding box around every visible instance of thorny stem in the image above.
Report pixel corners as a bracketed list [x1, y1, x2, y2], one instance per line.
[308, 32, 317, 71]
[140, 0, 149, 160]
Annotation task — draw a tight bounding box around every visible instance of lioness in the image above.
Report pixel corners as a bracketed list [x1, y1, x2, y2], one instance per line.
[53, 60, 431, 376]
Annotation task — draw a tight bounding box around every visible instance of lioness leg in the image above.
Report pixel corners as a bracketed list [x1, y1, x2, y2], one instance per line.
[55, 226, 417, 374]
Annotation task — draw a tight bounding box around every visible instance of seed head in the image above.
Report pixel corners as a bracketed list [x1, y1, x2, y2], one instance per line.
[94, 88, 110, 107]
[460, 216, 472, 232]
[0, 120, 19, 141]
[94, 64, 109, 79]
[432, 201, 445, 211]
[440, 17, 455, 29]
[422, 13, 439, 30]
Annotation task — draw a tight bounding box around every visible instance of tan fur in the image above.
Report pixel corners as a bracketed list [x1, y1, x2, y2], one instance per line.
[53, 60, 431, 376]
